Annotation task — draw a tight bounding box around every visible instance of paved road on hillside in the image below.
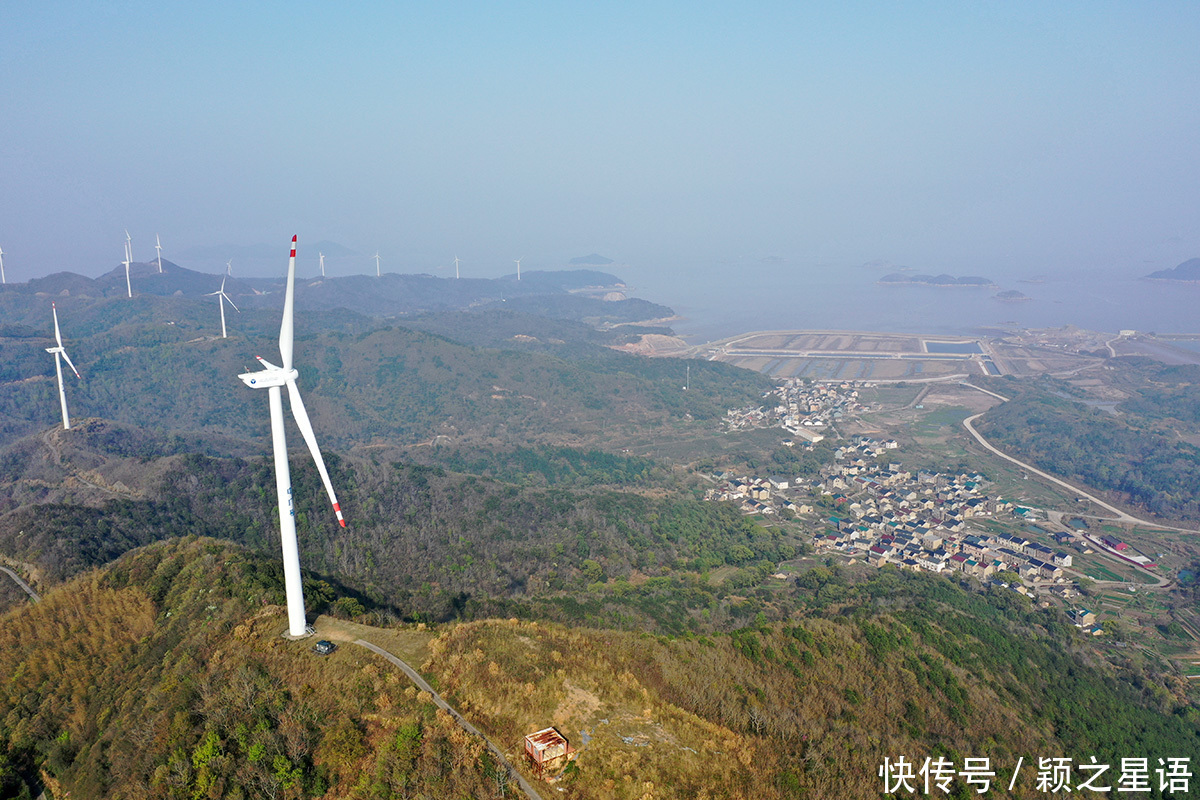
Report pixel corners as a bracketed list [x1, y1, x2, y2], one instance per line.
[0, 566, 40, 602]
[354, 639, 546, 800]
[959, 383, 1199, 534]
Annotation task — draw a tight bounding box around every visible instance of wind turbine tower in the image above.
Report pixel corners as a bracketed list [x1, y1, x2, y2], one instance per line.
[155, 234, 163, 273]
[122, 238, 133, 298]
[514, 257, 523, 281]
[454, 255, 461, 279]
[0, 245, 5, 284]
[205, 276, 240, 338]
[239, 236, 346, 637]
[374, 251, 381, 277]
[319, 252, 325, 277]
[45, 303, 82, 430]
[226, 260, 233, 276]
[684, 364, 689, 391]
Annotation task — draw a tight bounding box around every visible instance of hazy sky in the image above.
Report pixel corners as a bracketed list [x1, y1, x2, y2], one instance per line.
[3, 2, 1199, 296]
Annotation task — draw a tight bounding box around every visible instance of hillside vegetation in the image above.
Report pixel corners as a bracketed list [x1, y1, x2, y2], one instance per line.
[0, 432, 797, 629]
[0, 297, 768, 451]
[2, 539, 1198, 799]
[0, 539, 506, 799]
[976, 371, 1200, 521]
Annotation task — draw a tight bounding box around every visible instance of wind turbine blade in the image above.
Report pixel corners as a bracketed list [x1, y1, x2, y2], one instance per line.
[52, 303, 63, 347]
[60, 349, 82, 379]
[220, 275, 227, 292]
[280, 236, 297, 370]
[223, 293, 240, 312]
[286, 380, 346, 526]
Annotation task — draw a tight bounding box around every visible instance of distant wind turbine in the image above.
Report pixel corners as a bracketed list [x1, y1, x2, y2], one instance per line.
[0, 245, 5, 284]
[318, 251, 325, 277]
[122, 239, 132, 298]
[155, 234, 163, 273]
[684, 364, 689, 391]
[238, 235, 346, 637]
[453, 255, 461, 280]
[45, 303, 82, 430]
[374, 251, 381, 277]
[226, 259, 233, 276]
[514, 257, 523, 281]
[125, 229, 132, 263]
[205, 275, 240, 338]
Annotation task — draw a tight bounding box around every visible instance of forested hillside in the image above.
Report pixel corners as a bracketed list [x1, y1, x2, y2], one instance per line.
[0, 295, 769, 452]
[976, 371, 1200, 521]
[2, 539, 1197, 800]
[0, 430, 796, 628]
[0, 539, 506, 799]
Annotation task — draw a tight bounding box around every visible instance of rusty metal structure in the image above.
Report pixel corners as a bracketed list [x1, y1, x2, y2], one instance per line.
[523, 727, 572, 777]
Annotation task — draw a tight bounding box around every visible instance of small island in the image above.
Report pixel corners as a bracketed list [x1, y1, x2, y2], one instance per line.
[994, 289, 1031, 302]
[1145, 258, 1200, 282]
[878, 273, 997, 288]
[569, 253, 615, 266]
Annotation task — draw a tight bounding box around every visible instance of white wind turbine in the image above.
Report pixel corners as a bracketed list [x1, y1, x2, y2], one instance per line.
[155, 234, 163, 273]
[374, 251, 381, 277]
[0, 245, 6, 284]
[205, 275, 240, 338]
[514, 257, 523, 281]
[45, 303, 82, 430]
[125, 229, 133, 262]
[239, 235, 346, 637]
[226, 259, 233, 276]
[318, 252, 325, 277]
[122, 238, 133, 298]
[453, 255, 461, 279]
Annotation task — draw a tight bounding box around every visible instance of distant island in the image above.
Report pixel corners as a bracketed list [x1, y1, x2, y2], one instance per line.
[569, 253, 614, 265]
[994, 289, 1031, 302]
[1146, 257, 1200, 282]
[878, 273, 996, 288]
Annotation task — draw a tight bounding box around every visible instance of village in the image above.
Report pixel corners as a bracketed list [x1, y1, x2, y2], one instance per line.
[708, 380, 1124, 635]
[724, 378, 868, 441]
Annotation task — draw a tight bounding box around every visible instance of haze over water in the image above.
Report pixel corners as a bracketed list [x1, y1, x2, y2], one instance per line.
[3, 4, 1199, 338]
[636, 268, 1200, 342]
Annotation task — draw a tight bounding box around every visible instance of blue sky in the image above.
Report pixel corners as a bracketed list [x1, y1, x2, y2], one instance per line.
[2, 2, 1199, 296]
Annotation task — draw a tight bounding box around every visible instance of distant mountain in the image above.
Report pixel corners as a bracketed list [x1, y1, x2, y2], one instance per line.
[2, 260, 255, 301]
[569, 253, 614, 265]
[879, 273, 996, 287]
[0, 261, 652, 322]
[1146, 257, 1200, 282]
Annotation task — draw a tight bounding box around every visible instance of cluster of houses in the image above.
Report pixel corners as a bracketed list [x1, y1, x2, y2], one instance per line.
[722, 380, 868, 439]
[707, 435, 1086, 594]
[705, 473, 813, 517]
[723, 403, 774, 431]
[776, 379, 867, 441]
[840, 528, 1075, 585]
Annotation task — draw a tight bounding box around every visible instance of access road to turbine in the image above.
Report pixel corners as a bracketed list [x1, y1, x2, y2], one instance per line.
[0, 566, 40, 603]
[354, 639, 546, 800]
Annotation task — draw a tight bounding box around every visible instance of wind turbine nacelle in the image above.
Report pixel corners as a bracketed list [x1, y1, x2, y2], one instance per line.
[239, 367, 297, 389]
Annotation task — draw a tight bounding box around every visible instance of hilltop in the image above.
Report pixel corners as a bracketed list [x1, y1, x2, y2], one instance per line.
[2, 537, 1198, 799]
